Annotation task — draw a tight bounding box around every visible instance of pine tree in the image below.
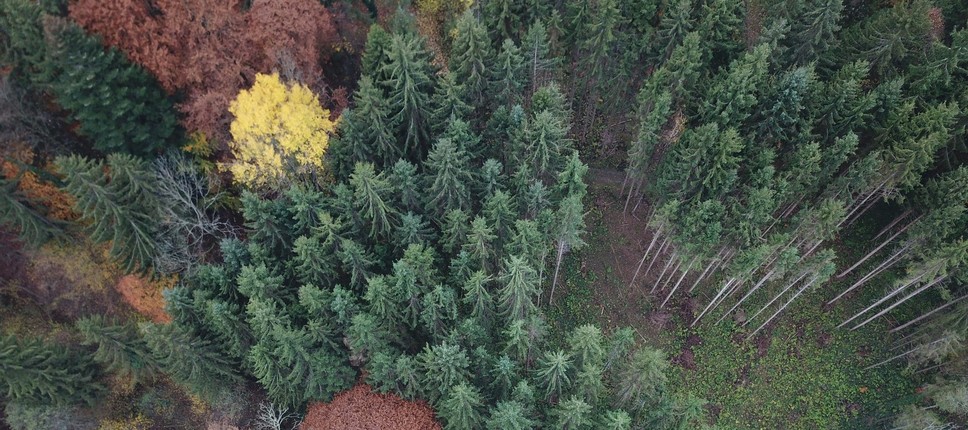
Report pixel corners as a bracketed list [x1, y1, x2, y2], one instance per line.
[362, 24, 393, 81]
[600, 410, 633, 429]
[421, 285, 459, 340]
[76, 316, 159, 385]
[462, 270, 496, 326]
[431, 72, 473, 133]
[396, 211, 434, 247]
[550, 194, 587, 304]
[553, 396, 593, 429]
[653, 0, 693, 61]
[478, 159, 506, 199]
[615, 347, 668, 412]
[442, 208, 471, 254]
[336, 76, 399, 172]
[418, 342, 471, 404]
[390, 159, 423, 213]
[424, 138, 473, 220]
[44, 23, 177, 155]
[0, 335, 103, 406]
[526, 110, 571, 179]
[789, 0, 844, 66]
[0, 0, 47, 81]
[523, 21, 559, 95]
[337, 239, 376, 290]
[439, 382, 485, 430]
[701, 43, 772, 129]
[57, 154, 158, 273]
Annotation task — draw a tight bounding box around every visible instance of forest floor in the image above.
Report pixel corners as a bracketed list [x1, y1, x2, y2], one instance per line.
[546, 168, 920, 429]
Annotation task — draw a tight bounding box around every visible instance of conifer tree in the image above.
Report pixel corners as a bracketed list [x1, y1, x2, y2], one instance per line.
[0, 336, 103, 406]
[143, 323, 240, 400]
[336, 76, 398, 172]
[450, 12, 493, 109]
[439, 382, 485, 430]
[418, 342, 471, 404]
[554, 396, 593, 429]
[76, 316, 159, 385]
[615, 347, 668, 412]
[701, 43, 772, 129]
[57, 154, 158, 273]
[523, 21, 559, 95]
[430, 72, 473, 133]
[463, 270, 496, 326]
[790, 0, 844, 66]
[526, 110, 571, 179]
[653, 0, 693, 61]
[362, 24, 393, 81]
[424, 138, 473, 220]
[498, 255, 540, 321]
[45, 24, 177, 155]
[383, 34, 435, 158]
[0, 176, 61, 246]
[485, 401, 536, 430]
[534, 349, 572, 402]
[390, 159, 423, 213]
[349, 162, 395, 240]
[491, 39, 526, 107]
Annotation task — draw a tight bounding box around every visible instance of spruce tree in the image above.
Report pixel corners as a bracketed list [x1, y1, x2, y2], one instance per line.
[423, 138, 473, 220]
[143, 324, 241, 400]
[439, 382, 486, 430]
[57, 154, 158, 273]
[349, 162, 396, 240]
[431, 72, 473, 134]
[391, 159, 423, 213]
[337, 76, 399, 171]
[45, 24, 177, 155]
[485, 401, 536, 430]
[76, 316, 159, 385]
[450, 12, 493, 109]
[490, 39, 526, 107]
[534, 349, 572, 402]
[0, 176, 60, 246]
[553, 396, 593, 429]
[383, 34, 435, 159]
[418, 342, 471, 404]
[0, 336, 103, 406]
[498, 255, 540, 321]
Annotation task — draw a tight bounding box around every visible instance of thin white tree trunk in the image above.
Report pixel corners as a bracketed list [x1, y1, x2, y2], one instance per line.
[872, 209, 914, 242]
[642, 236, 671, 285]
[864, 335, 952, 370]
[628, 226, 661, 288]
[890, 293, 968, 334]
[747, 272, 822, 338]
[837, 219, 918, 279]
[651, 249, 679, 294]
[661, 256, 697, 308]
[549, 241, 566, 305]
[658, 257, 684, 292]
[717, 267, 776, 325]
[688, 250, 723, 294]
[745, 270, 810, 326]
[693, 277, 736, 326]
[838, 269, 933, 328]
[828, 243, 912, 305]
[852, 275, 947, 330]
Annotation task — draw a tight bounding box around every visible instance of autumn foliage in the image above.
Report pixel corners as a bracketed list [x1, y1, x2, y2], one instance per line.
[226, 73, 337, 188]
[300, 383, 441, 430]
[68, 0, 338, 143]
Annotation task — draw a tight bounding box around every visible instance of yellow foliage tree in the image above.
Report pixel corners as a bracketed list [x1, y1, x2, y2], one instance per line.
[225, 73, 336, 189]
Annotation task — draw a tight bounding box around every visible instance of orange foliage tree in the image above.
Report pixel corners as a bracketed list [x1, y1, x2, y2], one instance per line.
[68, 0, 339, 143]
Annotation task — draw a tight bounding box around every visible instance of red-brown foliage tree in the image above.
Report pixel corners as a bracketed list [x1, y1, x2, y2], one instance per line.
[68, 0, 340, 144]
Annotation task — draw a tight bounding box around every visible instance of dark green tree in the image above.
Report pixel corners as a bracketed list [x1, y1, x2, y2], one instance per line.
[439, 382, 486, 430]
[0, 336, 103, 406]
[383, 34, 435, 158]
[76, 316, 159, 385]
[423, 138, 473, 220]
[450, 11, 493, 109]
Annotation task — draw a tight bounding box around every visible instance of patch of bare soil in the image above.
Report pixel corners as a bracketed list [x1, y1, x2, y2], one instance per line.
[300, 383, 441, 430]
[581, 178, 663, 338]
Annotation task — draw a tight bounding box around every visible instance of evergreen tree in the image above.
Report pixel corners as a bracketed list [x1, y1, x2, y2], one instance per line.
[390, 159, 423, 213]
[383, 34, 435, 158]
[421, 285, 459, 340]
[424, 138, 474, 220]
[450, 12, 493, 109]
[523, 21, 559, 95]
[396, 211, 434, 247]
[553, 396, 593, 429]
[45, 24, 177, 155]
[337, 239, 376, 290]
[361, 24, 393, 81]
[57, 154, 158, 273]
[439, 382, 485, 430]
[653, 0, 693, 61]
[76, 316, 158, 385]
[790, 0, 844, 66]
[534, 349, 572, 402]
[462, 270, 496, 326]
[0, 176, 61, 246]
[442, 208, 471, 254]
[490, 39, 526, 107]
[615, 347, 668, 412]
[349, 162, 395, 240]
[143, 323, 240, 400]
[701, 43, 772, 129]
[498, 255, 540, 321]
[431, 72, 473, 133]
[336, 76, 398, 172]
[485, 401, 536, 430]
[0, 336, 103, 406]
[418, 342, 471, 404]
[526, 110, 571, 179]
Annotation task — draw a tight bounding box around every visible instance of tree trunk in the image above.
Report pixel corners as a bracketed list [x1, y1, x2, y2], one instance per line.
[628, 227, 662, 288]
[872, 209, 914, 242]
[747, 272, 822, 338]
[890, 293, 968, 334]
[651, 248, 679, 294]
[549, 241, 566, 305]
[828, 243, 912, 305]
[661, 256, 697, 308]
[837, 219, 919, 279]
[716, 267, 775, 325]
[745, 270, 810, 326]
[658, 257, 684, 292]
[851, 275, 947, 330]
[642, 235, 671, 285]
[693, 277, 736, 327]
[838, 268, 934, 328]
